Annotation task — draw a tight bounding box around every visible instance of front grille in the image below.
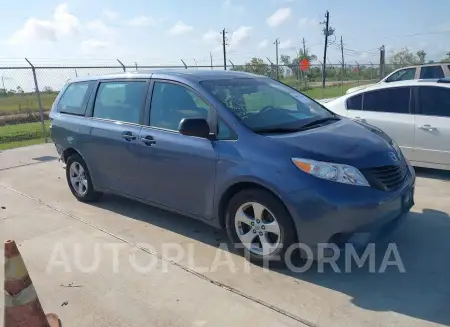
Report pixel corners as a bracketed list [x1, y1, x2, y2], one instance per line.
[361, 164, 408, 191]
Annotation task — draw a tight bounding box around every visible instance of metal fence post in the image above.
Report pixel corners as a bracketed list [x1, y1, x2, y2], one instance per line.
[117, 59, 126, 72]
[25, 58, 47, 143]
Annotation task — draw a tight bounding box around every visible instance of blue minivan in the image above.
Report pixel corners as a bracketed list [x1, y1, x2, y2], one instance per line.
[50, 70, 415, 262]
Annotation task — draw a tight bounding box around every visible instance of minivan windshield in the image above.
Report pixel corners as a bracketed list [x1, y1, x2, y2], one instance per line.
[201, 78, 337, 133]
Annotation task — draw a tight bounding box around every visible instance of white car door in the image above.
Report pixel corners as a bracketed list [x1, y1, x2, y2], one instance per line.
[412, 85, 450, 168]
[345, 87, 415, 159]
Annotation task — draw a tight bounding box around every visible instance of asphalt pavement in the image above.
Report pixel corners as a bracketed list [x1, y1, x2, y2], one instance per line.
[1, 144, 449, 327]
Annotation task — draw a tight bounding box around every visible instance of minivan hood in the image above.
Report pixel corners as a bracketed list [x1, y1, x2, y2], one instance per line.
[268, 118, 399, 168]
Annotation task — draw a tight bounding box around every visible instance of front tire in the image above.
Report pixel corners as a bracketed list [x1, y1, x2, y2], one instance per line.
[225, 188, 297, 263]
[66, 154, 102, 202]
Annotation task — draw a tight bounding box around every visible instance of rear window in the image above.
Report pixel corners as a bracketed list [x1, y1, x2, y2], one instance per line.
[419, 66, 444, 79]
[346, 94, 362, 110]
[58, 81, 94, 115]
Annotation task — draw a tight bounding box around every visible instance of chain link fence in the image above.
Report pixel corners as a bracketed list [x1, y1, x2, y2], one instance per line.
[0, 61, 402, 150]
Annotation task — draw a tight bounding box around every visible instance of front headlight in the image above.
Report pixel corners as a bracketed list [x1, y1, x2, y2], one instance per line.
[292, 158, 370, 187]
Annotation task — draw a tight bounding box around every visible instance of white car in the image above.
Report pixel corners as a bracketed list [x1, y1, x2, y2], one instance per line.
[324, 78, 450, 171]
[346, 63, 450, 94]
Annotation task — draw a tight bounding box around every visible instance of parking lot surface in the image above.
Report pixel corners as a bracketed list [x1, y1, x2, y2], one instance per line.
[1, 144, 450, 327]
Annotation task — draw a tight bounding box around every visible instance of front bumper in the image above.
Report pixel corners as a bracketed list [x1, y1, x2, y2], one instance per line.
[284, 168, 415, 257]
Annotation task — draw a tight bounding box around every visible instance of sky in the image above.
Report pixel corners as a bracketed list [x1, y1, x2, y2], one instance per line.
[0, 0, 449, 68]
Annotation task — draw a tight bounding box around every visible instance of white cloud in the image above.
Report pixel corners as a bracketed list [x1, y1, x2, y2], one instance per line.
[203, 29, 221, 43]
[229, 26, 253, 50]
[267, 7, 291, 27]
[279, 39, 294, 50]
[298, 17, 319, 27]
[102, 8, 118, 20]
[81, 38, 112, 53]
[223, 0, 245, 15]
[128, 16, 156, 27]
[212, 45, 223, 53]
[86, 20, 116, 37]
[168, 21, 193, 36]
[9, 3, 79, 44]
[431, 23, 450, 32]
[258, 39, 269, 49]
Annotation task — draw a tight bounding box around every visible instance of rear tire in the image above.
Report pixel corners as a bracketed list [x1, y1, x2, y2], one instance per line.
[66, 154, 102, 202]
[225, 188, 297, 264]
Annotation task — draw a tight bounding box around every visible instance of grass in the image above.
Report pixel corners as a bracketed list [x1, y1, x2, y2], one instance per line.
[302, 82, 372, 99]
[0, 93, 56, 115]
[0, 121, 50, 150]
[0, 138, 46, 150]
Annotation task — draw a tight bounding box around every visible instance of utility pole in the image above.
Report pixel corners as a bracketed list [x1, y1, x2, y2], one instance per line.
[274, 38, 280, 80]
[380, 45, 385, 80]
[302, 38, 306, 57]
[1, 76, 6, 96]
[210, 52, 213, 70]
[340, 36, 345, 83]
[321, 10, 330, 89]
[355, 61, 360, 85]
[302, 38, 307, 85]
[222, 28, 228, 70]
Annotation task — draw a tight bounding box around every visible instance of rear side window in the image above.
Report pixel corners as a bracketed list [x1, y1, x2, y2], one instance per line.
[93, 81, 148, 124]
[419, 66, 444, 79]
[363, 87, 410, 114]
[346, 94, 362, 110]
[418, 86, 450, 117]
[385, 68, 416, 82]
[58, 81, 93, 115]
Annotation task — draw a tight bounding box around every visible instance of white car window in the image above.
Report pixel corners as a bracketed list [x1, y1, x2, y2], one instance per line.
[418, 86, 450, 117]
[362, 87, 411, 114]
[419, 66, 444, 79]
[346, 94, 362, 110]
[385, 68, 416, 82]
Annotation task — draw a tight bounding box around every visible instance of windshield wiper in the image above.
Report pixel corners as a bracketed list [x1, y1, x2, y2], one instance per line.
[297, 117, 341, 130]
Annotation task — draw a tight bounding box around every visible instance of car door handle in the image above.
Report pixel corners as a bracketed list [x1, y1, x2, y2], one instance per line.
[419, 124, 436, 131]
[140, 135, 156, 146]
[354, 117, 366, 123]
[122, 131, 136, 141]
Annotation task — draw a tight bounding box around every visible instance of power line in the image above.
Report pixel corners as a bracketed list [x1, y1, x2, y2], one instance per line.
[344, 30, 450, 42]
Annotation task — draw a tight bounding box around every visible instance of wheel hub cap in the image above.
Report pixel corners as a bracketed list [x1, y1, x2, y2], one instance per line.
[234, 202, 281, 256]
[69, 162, 88, 196]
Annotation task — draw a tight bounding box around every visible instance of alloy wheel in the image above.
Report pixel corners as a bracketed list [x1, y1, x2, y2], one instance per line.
[234, 202, 281, 256]
[69, 162, 88, 196]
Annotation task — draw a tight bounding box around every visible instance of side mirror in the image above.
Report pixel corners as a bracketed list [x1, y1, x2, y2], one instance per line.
[179, 118, 211, 138]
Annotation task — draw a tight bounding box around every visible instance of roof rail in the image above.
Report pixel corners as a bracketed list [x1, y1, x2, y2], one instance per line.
[437, 77, 450, 83]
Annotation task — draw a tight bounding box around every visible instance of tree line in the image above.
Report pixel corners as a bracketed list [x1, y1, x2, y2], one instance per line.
[232, 47, 450, 85]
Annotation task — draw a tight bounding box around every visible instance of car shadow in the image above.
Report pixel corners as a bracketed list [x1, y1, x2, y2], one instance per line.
[92, 195, 450, 326]
[414, 166, 450, 181]
[277, 208, 450, 326]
